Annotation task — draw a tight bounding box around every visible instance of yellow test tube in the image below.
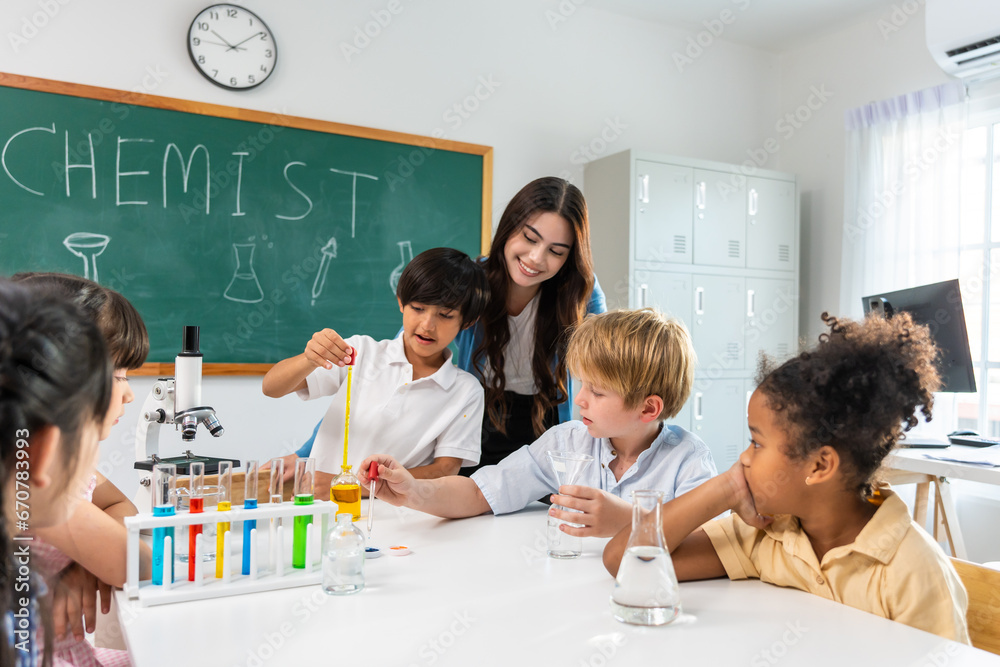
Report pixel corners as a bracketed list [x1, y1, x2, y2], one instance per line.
[215, 461, 232, 578]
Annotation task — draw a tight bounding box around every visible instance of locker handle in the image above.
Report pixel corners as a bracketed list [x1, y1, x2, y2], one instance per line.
[696, 181, 706, 210]
[695, 287, 704, 315]
[638, 174, 649, 204]
[748, 188, 758, 216]
[694, 392, 703, 420]
[638, 283, 648, 308]
[747, 289, 755, 317]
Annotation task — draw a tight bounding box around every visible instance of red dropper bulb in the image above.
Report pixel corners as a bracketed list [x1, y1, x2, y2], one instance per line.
[368, 460, 379, 482]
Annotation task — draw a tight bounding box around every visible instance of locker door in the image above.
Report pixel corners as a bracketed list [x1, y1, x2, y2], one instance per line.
[693, 169, 746, 267]
[743, 377, 756, 459]
[671, 399, 692, 432]
[745, 278, 796, 366]
[635, 270, 692, 328]
[635, 161, 694, 264]
[746, 177, 795, 270]
[690, 275, 745, 372]
[690, 378, 745, 471]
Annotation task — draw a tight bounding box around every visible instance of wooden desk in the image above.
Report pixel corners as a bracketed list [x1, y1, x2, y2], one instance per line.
[114, 502, 999, 665]
[886, 447, 1000, 559]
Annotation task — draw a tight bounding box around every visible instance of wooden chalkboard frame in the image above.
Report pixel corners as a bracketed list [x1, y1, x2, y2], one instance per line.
[0, 72, 493, 376]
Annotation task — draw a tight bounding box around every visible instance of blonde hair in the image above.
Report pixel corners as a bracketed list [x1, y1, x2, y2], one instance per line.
[565, 308, 695, 420]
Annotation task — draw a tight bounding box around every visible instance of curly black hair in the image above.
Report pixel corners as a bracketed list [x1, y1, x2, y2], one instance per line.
[756, 311, 941, 496]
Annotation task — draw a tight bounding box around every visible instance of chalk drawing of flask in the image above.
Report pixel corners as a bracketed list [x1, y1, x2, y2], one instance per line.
[389, 241, 413, 294]
[224, 243, 264, 303]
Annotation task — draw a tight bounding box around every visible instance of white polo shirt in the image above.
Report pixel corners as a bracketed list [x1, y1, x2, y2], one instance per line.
[298, 334, 484, 474]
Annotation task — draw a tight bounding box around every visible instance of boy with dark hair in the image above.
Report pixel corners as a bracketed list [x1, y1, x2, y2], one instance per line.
[263, 248, 489, 487]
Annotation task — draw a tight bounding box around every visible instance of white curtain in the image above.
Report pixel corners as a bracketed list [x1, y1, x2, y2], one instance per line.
[840, 82, 967, 316]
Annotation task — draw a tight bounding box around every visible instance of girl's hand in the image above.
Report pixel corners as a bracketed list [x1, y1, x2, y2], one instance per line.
[548, 486, 632, 537]
[304, 329, 353, 370]
[358, 455, 415, 507]
[722, 460, 773, 530]
[52, 563, 109, 641]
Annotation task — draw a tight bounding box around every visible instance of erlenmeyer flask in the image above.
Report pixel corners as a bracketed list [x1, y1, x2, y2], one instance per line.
[224, 243, 264, 303]
[389, 241, 413, 294]
[610, 490, 681, 625]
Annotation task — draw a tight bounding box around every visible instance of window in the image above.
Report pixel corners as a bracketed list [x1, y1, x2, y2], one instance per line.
[939, 120, 1000, 437]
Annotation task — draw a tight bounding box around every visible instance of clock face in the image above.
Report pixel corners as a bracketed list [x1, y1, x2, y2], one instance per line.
[188, 4, 277, 90]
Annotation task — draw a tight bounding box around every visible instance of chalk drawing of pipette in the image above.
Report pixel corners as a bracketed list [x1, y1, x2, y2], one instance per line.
[311, 237, 338, 306]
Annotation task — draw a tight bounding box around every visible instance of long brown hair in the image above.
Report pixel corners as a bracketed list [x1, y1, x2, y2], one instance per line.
[472, 177, 594, 436]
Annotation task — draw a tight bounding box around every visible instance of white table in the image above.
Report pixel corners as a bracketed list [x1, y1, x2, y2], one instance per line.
[886, 446, 1000, 559]
[116, 502, 999, 666]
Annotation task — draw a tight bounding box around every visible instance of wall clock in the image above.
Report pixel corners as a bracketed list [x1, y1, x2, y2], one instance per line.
[188, 4, 277, 90]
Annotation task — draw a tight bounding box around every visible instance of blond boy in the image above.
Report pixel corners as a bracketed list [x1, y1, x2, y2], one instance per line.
[361, 308, 717, 537]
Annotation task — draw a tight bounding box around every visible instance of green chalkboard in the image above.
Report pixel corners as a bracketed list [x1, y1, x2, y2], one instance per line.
[0, 74, 491, 371]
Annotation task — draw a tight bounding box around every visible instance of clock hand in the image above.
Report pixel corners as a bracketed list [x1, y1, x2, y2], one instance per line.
[211, 30, 239, 49]
[201, 39, 246, 50]
[227, 31, 264, 50]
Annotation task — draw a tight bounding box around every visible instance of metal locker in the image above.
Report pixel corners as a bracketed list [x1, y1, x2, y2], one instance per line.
[693, 169, 746, 268]
[746, 177, 795, 271]
[745, 278, 796, 367]
[634, 161, 694, 264]
[690, 378, 746, 471]
[690, 275, 745, 372]
[634, 270, 692, 327]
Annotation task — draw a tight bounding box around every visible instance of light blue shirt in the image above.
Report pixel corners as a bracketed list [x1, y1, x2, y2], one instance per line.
[472, 420, 718, 515]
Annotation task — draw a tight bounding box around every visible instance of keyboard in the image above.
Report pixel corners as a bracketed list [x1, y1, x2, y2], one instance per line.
[947, 434, 1000, 448]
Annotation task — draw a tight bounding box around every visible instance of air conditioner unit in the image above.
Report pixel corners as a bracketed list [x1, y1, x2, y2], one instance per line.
[927, 0, 1000, 82]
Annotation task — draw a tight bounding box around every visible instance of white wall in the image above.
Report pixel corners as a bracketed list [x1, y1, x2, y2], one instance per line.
[775, 4, 951, 341]
[0, 0, 782, 496]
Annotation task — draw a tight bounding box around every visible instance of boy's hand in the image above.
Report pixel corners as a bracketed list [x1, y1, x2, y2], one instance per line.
[358, 455, 416, 507]
[548, 486, 632, 538]
[259, 453, 297, 483]
[304, 329, 354, 370]
[721, 460, 773, 530]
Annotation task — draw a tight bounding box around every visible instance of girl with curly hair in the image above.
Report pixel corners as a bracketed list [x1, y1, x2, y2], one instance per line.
[603, 312, 969, 642]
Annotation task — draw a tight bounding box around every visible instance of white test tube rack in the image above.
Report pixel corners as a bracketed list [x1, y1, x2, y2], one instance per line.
[124, 500, 337, 607]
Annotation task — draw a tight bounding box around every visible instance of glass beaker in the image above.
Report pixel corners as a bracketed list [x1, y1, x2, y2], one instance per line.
[546, 451, 594, 559]
[224, 242, 264, 303]
[610, 490, 681, 626]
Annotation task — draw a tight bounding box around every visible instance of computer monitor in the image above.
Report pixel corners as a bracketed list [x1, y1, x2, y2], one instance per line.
[862, 279, 976, 393]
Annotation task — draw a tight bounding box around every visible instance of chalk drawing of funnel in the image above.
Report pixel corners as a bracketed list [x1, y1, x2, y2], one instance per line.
[63, 232, 110, 282]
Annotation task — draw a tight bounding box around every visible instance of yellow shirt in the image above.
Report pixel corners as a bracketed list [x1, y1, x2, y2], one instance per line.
[702, 490, 970, 643]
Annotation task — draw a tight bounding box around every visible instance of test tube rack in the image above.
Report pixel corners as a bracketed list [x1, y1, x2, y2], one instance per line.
[124, 500, 338, 607]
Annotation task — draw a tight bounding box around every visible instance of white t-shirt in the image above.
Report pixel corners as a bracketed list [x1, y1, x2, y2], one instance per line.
[298, 334, 484, 474]
[482, 293, 539, 395]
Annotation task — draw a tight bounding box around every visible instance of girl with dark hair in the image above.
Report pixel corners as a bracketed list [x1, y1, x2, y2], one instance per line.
[458, 177, 605, 472]
[603, 312, 970, 642]
[1, 279, 112, 667]
[285, 177, 606, 477]
[11, 273, 150, 665]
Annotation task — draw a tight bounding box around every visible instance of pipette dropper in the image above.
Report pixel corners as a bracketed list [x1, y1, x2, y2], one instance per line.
[367, 460, 379, 539]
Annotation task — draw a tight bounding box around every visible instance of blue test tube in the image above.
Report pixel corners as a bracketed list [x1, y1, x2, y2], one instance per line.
[242, 459, 259, 575]
[152, 463, 176, 585]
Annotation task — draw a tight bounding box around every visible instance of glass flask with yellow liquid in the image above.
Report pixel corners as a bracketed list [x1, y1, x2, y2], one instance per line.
[331, 464, 361, 521]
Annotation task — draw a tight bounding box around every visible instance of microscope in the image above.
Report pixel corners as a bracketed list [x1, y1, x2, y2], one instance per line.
[133, 326, 233, 511]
